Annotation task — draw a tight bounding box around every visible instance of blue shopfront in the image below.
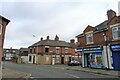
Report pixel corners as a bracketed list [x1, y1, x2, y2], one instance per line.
[110, 44, 120, 71]
[82, 46, 103, 68]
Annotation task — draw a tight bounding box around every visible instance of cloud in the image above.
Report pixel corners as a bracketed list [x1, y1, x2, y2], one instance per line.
[0, 0, 119, 49]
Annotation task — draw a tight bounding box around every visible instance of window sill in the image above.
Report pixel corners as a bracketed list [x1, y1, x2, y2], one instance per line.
[112, 38, 120, 41]
[86, 42, 94, 45]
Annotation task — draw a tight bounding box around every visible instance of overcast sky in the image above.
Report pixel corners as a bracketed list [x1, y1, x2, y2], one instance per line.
[0, 0, 119, 49]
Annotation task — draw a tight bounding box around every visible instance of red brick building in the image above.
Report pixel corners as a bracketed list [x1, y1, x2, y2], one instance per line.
[28, 35, 78, 65]
[0, 16, 10, 61]
[76, 10, 120, 70]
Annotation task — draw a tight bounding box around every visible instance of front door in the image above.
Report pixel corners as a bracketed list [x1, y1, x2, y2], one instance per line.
[112, 51, 120, 71]
[86, 54, 90, 67]
[61, 57, 64, 64]
[33, 56, 35, 64]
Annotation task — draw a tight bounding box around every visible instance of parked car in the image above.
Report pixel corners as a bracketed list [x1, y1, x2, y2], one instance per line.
[68, 60, 81, 66]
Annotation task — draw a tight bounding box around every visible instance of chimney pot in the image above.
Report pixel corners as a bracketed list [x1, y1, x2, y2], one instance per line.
[41, 37, 43, 41]
[55, 35, 59, 41]
[70, 39, 75, 43]
[47, 36, 49, 40]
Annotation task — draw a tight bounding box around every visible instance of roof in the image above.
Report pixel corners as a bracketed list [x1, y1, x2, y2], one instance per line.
[0, 15, 10, 25]
[29, 40, 76, 48]
[95, 20, 108, 31]
[76, 20, 108, 38]
[76, 33, 84, 38]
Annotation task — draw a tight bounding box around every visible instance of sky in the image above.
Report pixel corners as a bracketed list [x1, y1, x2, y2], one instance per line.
[0, 0, 119, 49]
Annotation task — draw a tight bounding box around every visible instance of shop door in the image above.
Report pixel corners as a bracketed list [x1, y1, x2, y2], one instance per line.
[112, 51, 120, 71]
[86, 54, 90, 67]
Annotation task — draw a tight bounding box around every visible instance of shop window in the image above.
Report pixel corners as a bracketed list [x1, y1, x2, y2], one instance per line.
[86, 33, 93, 44]
[90, 55, 95, 64]
[112, 26, 120, 40]
[96, 55, 102, 65]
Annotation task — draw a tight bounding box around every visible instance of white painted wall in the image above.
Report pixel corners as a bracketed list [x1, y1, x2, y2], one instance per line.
[82, 54, 84, 67]
[21, 56, 28, 64]
[28, 54, 37, 64]
[103, 46, 113, 69]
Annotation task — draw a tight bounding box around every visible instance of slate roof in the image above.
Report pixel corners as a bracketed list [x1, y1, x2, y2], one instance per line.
[95, 20, 108, 31]
[29, 40, 76, 48]
[76, 20, 108, 37]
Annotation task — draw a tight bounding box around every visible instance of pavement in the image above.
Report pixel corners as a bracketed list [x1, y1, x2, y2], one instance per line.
[53, 65, 120, 77]
[2, 62, 120, 78]
[2, 68, 31, 78]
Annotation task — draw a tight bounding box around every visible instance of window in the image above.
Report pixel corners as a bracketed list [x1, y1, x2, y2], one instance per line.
[65, 48, 68, 54]
[34, 47, 36, 53]
[6, 50, 9, 52]
[86, 33, 93, 44]
[112, 26, 120, 39]
[45, 48, 49, 53]
[29, 56, 32, 61]
[30, 49, 32, 53]
[0, 24, 2, 35]
[56, 47, 60, 54]
[13, 50, 16, 53]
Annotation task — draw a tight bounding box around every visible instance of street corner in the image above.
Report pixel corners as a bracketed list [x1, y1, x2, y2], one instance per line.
[2, 68, 31, 78]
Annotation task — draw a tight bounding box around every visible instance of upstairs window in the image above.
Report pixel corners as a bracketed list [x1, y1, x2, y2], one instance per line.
[112, 26, 120, 40]
[30, 49, 32, 53]
[86, 33, 93, 44]
[65, 48, 68, 54]
[56, 47, 60, 54]
[45, 48, 49, 53]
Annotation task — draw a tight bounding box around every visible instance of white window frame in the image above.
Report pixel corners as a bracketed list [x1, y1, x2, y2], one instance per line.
[86, 33, 93, 44]
[112, 26, 120, 40]
[56, 47, 60, 54]
[0, 24, 2, 35]
[65, 47, 68, 54]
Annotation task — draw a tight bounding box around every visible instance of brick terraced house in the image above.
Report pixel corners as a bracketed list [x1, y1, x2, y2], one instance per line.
[0, 16, 10, 61]
[76, 9, 120, 70]
[28, 35, 78, 65]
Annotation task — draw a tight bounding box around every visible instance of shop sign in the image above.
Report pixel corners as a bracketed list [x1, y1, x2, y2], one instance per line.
[84, 47, 102, 51]
[111, 45, 120, 51]
[84, 50, 102, 53]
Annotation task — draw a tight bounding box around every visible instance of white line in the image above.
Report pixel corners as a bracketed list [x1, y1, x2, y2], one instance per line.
[65, 73, 80, 78]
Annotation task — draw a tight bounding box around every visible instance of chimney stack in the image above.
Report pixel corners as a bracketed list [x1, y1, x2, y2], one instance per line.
[46, 36, 49, 40]
[41, 37, 43, 41]
[55, 35, 59, 41]
[70, 39, 75, 43]
[107, 9, 116, 21]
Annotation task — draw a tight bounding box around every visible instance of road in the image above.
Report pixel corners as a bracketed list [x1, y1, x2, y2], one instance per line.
[4, 62, 118, 78]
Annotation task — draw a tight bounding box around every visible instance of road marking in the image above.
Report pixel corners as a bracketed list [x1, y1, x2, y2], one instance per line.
[65, 73, 80, 78]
